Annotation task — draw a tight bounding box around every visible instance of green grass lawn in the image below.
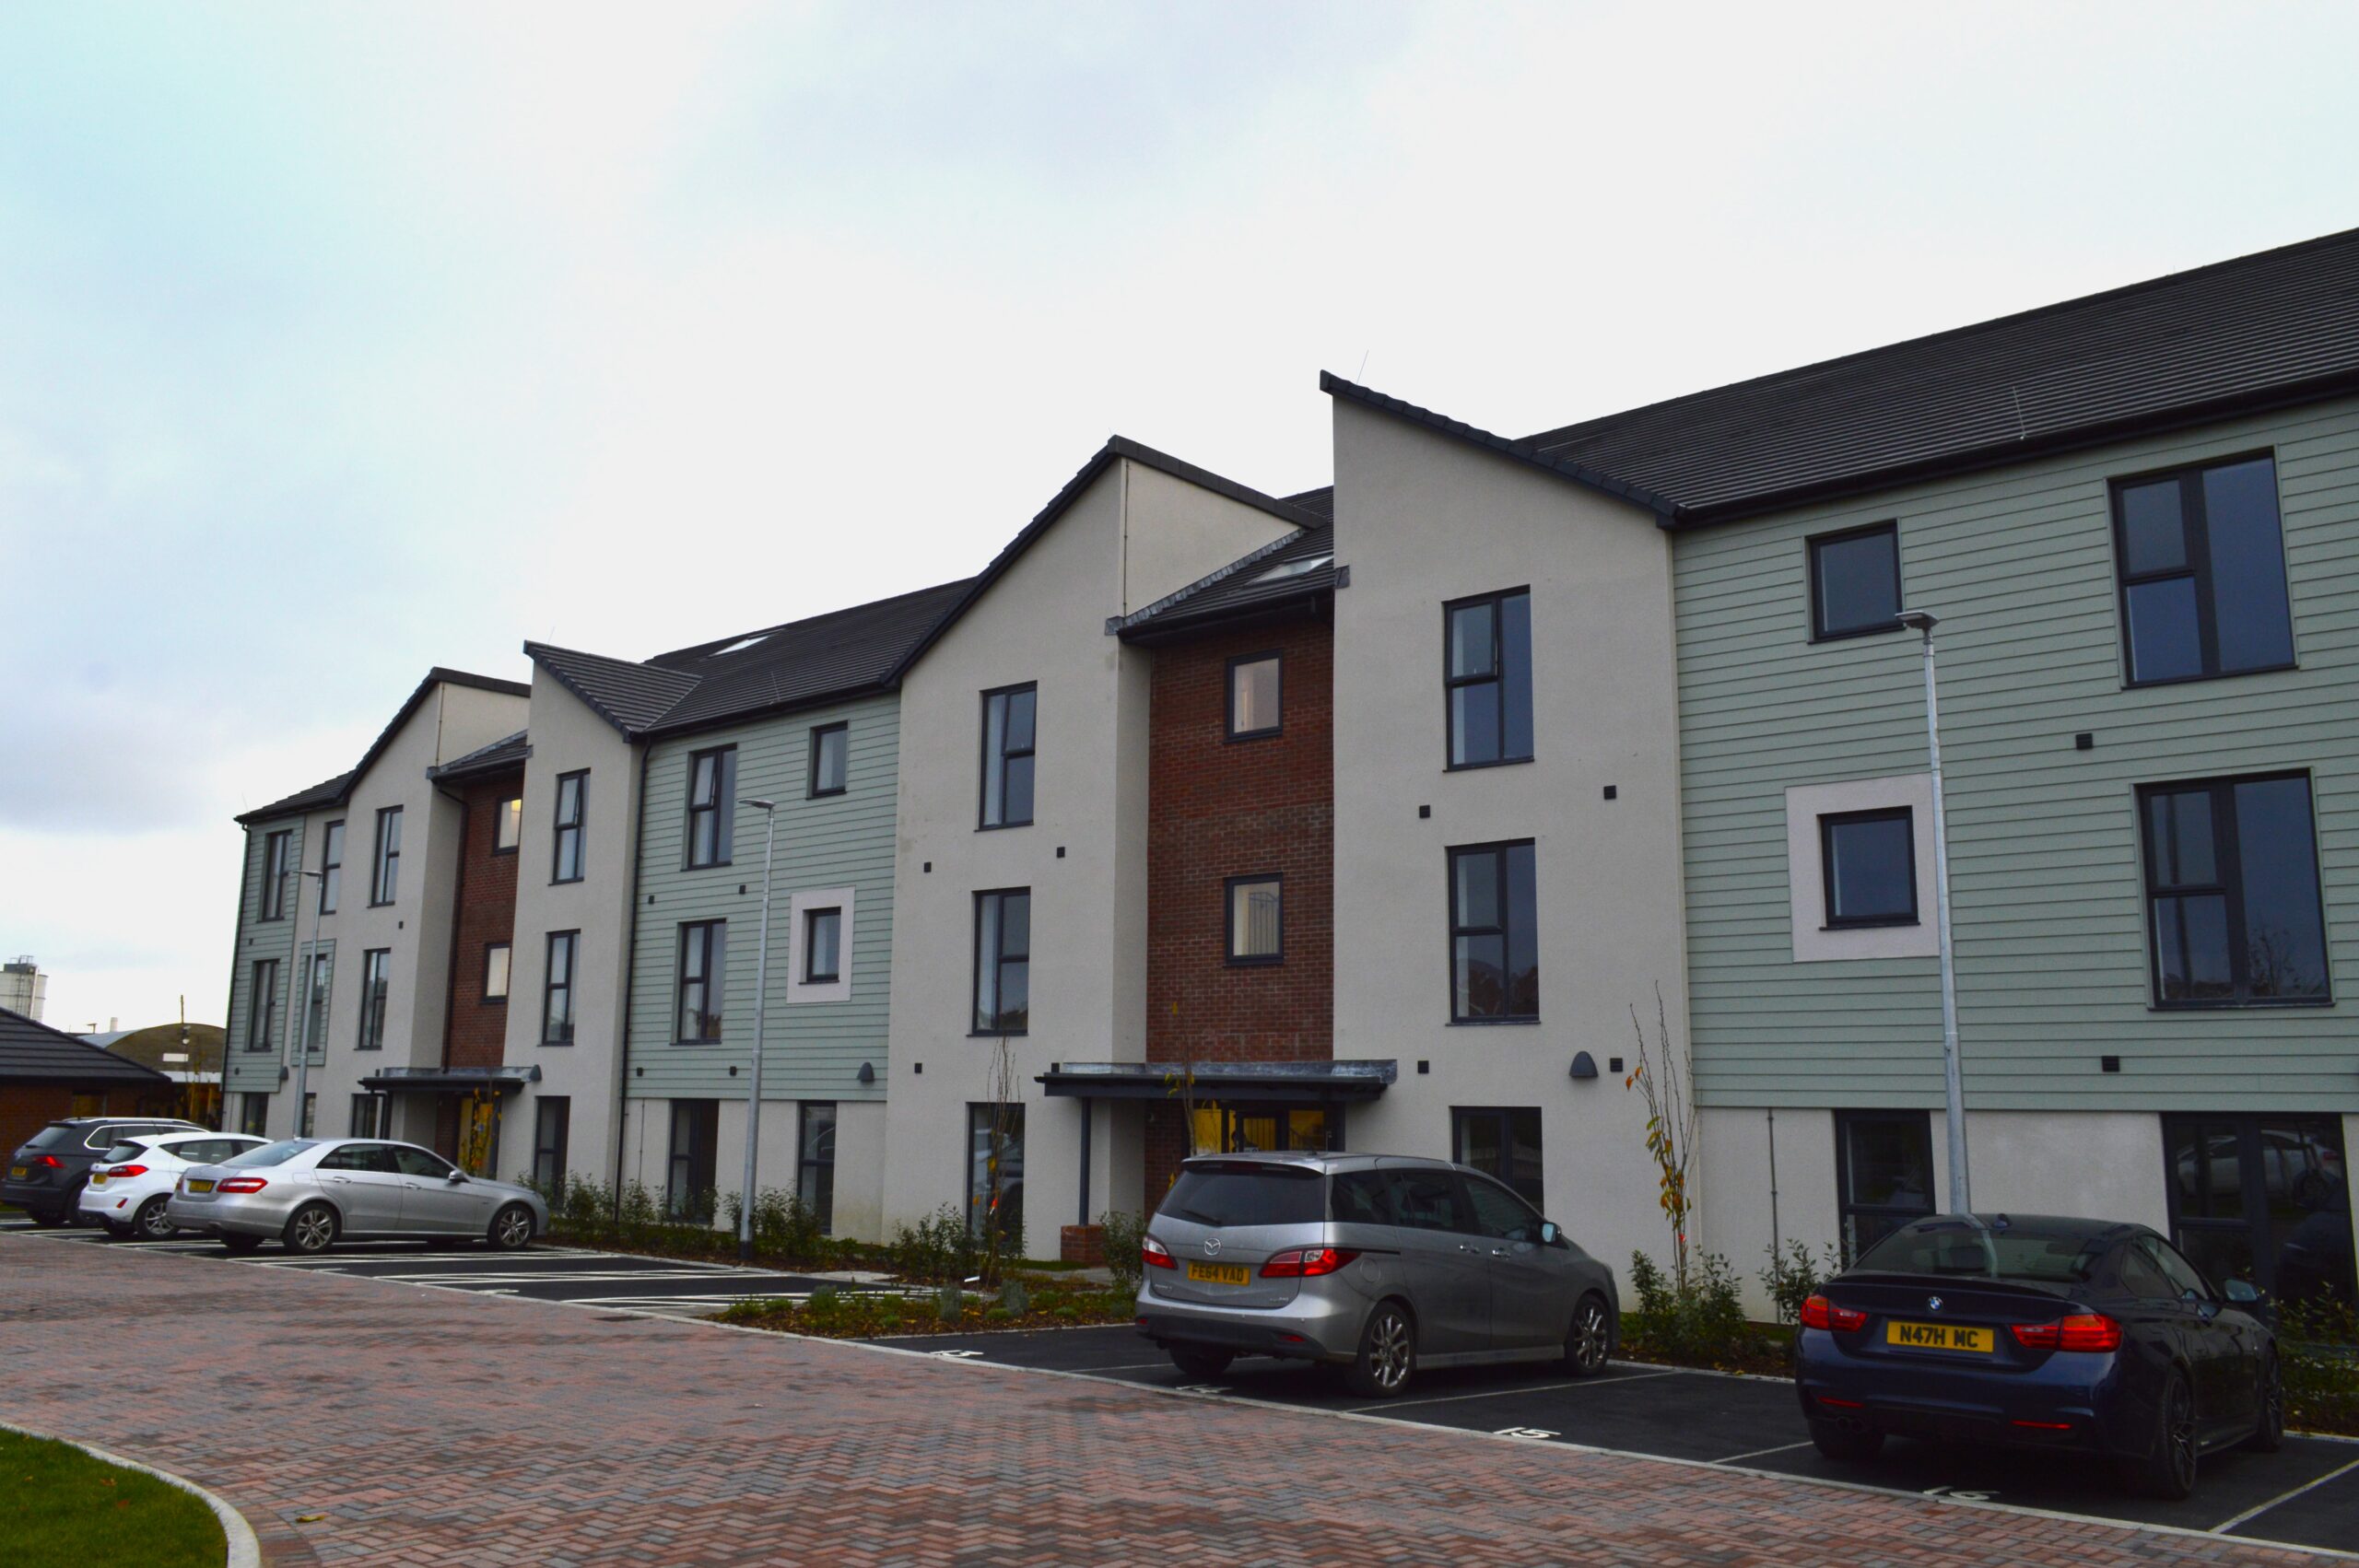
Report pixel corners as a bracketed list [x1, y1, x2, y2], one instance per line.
[0, 1429, 225, 1567]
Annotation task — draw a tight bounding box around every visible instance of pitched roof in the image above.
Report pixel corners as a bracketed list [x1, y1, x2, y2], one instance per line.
[428, 729, 530, 783]
[523, 642, 703, 734]
[1114, 521, 1337, 642]
[235, 667, 529, 825]
[238, 769, 356, 825]
[0, 1007, 173, 1087]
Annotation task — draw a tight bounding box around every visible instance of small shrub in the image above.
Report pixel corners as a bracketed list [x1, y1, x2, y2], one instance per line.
[1626, 1249, 1748, 1364]
[1000, 1277, 1030, 1316]
[1098, 1209, 1145, 1293]
[937, 1282, 964, 1323]
[2282, 1297, 2359, 1434]
[1757, 1239, 1842, 1328]
[891, 1204, 979, 1283]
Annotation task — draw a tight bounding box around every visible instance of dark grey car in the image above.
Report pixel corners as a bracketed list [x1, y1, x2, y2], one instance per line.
[1135, 1152, 1618, 1398]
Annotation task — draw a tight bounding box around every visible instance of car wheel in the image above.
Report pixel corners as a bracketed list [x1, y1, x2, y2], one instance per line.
[134, 1197, 175, 1241]
[1168, 1346, 1234, 1382]
[1346, 1301, 1416, 1398]
[1563, 1293, 1614, 1377]
[1808, 1417, 1884, 1462]
[487, 1203, 534, 1252]
[220, 1232, 264, 1255]
[2245, 1352, 2285, 1454]
[284, 1202, 338, 1256]
[2121, 1370, 2199, 1499]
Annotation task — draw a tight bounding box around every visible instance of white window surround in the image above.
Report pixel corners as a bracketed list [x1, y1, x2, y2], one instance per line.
[785, 886, 856, 1004]
[1785, 773, 1939, 963]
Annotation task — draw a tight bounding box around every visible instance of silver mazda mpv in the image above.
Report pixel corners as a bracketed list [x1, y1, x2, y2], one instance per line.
[1135, 1151, 1618, 1398]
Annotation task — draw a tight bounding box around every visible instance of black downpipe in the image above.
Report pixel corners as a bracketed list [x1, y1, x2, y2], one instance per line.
[612, 743, 652, 1215]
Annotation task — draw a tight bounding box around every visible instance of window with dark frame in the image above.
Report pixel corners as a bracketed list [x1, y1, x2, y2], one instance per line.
[240, 1094, 270, 1137]
[804, 907, 841, 985]
[972, 889, 1030, 1034]
[1225, 874, 1283, 965]
[2139, 772, 2330, 1006]
[2163, 1112, 2353, 1307]
[809, 723, 849, 798]
[1819, 807, 1919, 927]
[676, 920, 727, 1042]
[1808, 522, 1904, 641]
[1835, 1110, 1935, 1263]
[665, 1099, 719, 1222]
[533, 1097, 571, 1194]
[552, 771, 587, 883]
[685, 747, 737, 868]
[358, 949, 391, 1050]
[1226, 652, 1282, 739]
[300, 950, 330, 1053]
[370, 805, 403, 905]
[1451, 1106, 1544, 1208]
[247, 959, 278, 1052]
[483, 942, 511, 1001]
[542, 930, 579, 1044]
[349, 1092, 387, 1139]
[261, 830, 292, 920]
[494, 795, 522, 853]
[966, 1102, 1025, 1246]
[320, 820, 344, 914]
[980, 684, 1037, 828]
[1448, 841, 1538, 1021]
[2113, 454, 2295, 686]
[798, 1101, 837, 1235]
[299, 1093, 316, 1139]
[1445, 589, 1533, 768]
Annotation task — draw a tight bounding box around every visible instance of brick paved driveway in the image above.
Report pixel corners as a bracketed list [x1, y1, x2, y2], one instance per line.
[0, 1234, 2334, 1566]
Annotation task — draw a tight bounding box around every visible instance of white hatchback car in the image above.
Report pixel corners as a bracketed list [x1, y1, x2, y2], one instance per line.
[78, 1131, 269, 1239]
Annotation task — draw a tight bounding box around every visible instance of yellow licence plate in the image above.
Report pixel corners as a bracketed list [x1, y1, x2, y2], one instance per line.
[186, 1178, 216, 1194]
[88, 1175, 106, 1187]
[1887, 1320, 1992, 1353]
[1186, 1262, 1250, 1287]
[7, 1166, 24, 1180]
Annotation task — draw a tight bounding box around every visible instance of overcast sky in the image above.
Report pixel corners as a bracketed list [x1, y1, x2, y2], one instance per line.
[6, 3, 2355, 1032]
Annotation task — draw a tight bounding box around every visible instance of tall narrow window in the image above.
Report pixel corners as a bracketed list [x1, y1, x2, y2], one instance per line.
[2140, 773, 2330, 1006]
[685, 747, 736, 868]
[247, 959, 279, 1052]
[1445, 590, 1532, 767]
[1452, 1106, 1544, 1209]
[1808, 522, 1903, 641]
[299, 950, 331, 1054]
[798, 1102, 838, 1235]
[972, 889, 1030, 1034]
[261, 830, 292, 920]
[299, 1093, 316, 1139]
[533, 1097, 571, 1195]
[809, 723, 849, 798]
[494, 795, 522, 853]
[542, 930, 579, 1044]
[240, 1094, 270, 1138]
[1225, 875, 1283, 965]
[551, 771, 587, 883]
[666, 1099, 718, 1222]
[804, 907, 841, 985]
[980, 684, 1037, 828]
[370, 806, 403, 905]
[349, 1093, 387, 1139]
[482, 942, 511, 1001]
[1835, 1111, 1934, 1263]
[1819, 808, 1919, 927]
[319, 820, 344, 914]
[676, 921, 727, 1042]
[357, 949, 391, 1050]
[2114, 454, 2295, 685]
[1227, 652, 1283, 739]
[967, 1102, 1025, 1247]
[1448, 841, 1538, 1021]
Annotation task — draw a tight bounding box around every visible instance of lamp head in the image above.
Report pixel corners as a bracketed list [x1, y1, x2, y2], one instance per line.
[1895, 608, 1938, 634]
[745, 798, 778, 812]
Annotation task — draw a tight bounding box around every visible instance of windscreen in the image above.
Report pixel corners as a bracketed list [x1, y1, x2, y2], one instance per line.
[1159, 1163, 1325, 1228]
[1856, 1219, 2107, 1284]
[223, 1140, 316, 1168]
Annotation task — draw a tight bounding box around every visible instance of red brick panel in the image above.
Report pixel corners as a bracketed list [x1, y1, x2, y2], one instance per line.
[444, 770, 522, 1071]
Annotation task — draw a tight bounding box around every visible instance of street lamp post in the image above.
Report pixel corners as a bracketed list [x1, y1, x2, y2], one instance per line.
[289, 867, 327, 1140]
[736, 800, 779, 1264]
[1895, 608, 1969, 1213]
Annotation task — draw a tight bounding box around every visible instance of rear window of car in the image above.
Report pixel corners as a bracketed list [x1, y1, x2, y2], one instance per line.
[25, 1124, 81, 1151]
[1159, 1163, 1325, 1228]
[164, 1139, 241, 1164]
[99, 1142, 151, 1163]
[224, 1140, 316, 1168]
[1857, 1220, 2107, 1284]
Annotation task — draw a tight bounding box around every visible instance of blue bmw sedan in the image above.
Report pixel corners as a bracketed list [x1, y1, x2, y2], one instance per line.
[1794, 1214, 2282, 1499]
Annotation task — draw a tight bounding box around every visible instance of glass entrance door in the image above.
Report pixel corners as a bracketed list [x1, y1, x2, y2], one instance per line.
[2165, 1113, 2352, 1308]
[1188, 1103, 1337, 1158]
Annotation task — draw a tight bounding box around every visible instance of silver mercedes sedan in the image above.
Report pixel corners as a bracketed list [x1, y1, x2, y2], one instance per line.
[166, 1137, 548, 1255]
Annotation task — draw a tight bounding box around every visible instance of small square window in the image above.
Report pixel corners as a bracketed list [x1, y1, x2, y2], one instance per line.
[1226, 875, 1283, 964]
[810, 723, 849, 798]
[1820, 808, 1917, 927]
[1809, 523, 1903, 641]
[494, 797, 522, 852]
[1227, 654, 1282, 739]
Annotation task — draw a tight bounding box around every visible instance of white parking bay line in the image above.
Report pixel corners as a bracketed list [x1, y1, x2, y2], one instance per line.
[2212, 1453, 2359, 1534]
[1345, 1369, 1677, 1413]
[1711, 1440, 1815, 1465]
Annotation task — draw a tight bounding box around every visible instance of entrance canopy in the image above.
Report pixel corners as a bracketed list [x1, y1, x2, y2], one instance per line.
[357, 1064, 540, 1095]
[1036, 1059, 1395, 1103]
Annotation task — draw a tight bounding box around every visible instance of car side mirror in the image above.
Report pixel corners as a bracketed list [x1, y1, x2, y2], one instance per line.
[2224, 1279, 2261, 1305]
[446, 1171, 467, 1185]
[1539, 1222, 1559, 1246]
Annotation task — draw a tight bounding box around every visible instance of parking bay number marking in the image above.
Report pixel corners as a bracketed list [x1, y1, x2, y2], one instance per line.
[1495, 1427, 1559, 1441]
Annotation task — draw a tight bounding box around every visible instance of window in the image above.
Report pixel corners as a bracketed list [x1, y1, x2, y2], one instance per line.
[358, 949, 391, 1050]
[972, 890, 1030, 1034]
[247, 960, 279, 1052]
[542, 930, 579, 1044]
[349, 1093, 387, 1139]
[370, 806, 403, 905]
[809, 723, 848, 798]
[494, 796, 522, 853]
[532, 1097, 570, 1194]
[2114, 454, 2295, 685]
[391, 1145, 454, 1179]
[1445, 589, 1532, 768]
[2140, 773, 2329, 1005]
[320, 821, 344, 914]
[1227, 652, 1282, 739]
[798, 1102, 837, 1235]
[261, 830, 292, 920]
[676, 921, 727, 1042]
[240, 1094, 270, 1138]
[1452, 1106, 1543, 1209]
[299, 950, 331, 1054]
[1820, 808, 1918, 927]
[804, 907, 841, 986]
[483, 942, 511, 1001]
[666, 1099, 718, 1223]
[1448, 841, 1538, 1021]
[980, 684, 1037, 828]
[1836, 1111, 1934, 1263]
[1808, 522, 1903, 641]
[2165, 1114, 2353, 1309]
[1225, 875, 1283, 965]
[299, 1093, 316, 1139]
[1384, 1167, 1474, 1233]
[966, 1103, 1024, 1247]
[1463, 1174, 1547, 1244]
[551, 771, 587, 883]
[685, 747, 736, 868]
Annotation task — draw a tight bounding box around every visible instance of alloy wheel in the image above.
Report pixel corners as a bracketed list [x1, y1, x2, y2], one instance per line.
[135, 1199, 174, 1239]
[1369, 1308, 1412, 1393]
[494, 1207, 532, 1248]
[1571, 1299, 1611, 1373]
[290, 1207, 334, 1253]
[2165, 1376, 2198, 1492]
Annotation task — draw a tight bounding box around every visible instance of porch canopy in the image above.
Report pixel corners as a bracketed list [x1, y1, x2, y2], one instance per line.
[357, 1065, 540, 1095]
[1036, 1059, 1396, 1102]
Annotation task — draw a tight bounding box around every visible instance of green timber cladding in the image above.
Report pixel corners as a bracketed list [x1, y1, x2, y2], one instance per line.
[1673, 393, 2359, 1114]
[223, 820, 307, 1097]
[627, 693, 900, 1103]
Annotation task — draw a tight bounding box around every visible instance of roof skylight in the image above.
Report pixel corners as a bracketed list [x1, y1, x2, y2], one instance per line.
[1254, 553, 1333, 583]
[713, 635, 769, 656]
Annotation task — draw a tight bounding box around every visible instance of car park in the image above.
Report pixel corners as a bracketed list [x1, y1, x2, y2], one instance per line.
[166, 1137, 549, 1255]
[76, 1131, 268, 1238]
[1793, 1212, 2281, 1500]
[4, 1116, 204, 1226]
[1135, 1152, 1618, 1398]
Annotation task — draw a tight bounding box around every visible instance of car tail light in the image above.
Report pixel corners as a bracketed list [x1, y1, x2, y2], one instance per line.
[2011, 1419, 2074, 1431]
[1143, 1236, 1177, 1270]
[1800, 1295, 1868, 1332]
[1815, 1396, 1864, 1410]
[32, 1154, 61, 1169]
[215, 1176, 269, 1194]
[108, 1164, 149, 1179]
[1261, 1247, 1360, 1279]
[2011, 1313, 2122, 1352]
